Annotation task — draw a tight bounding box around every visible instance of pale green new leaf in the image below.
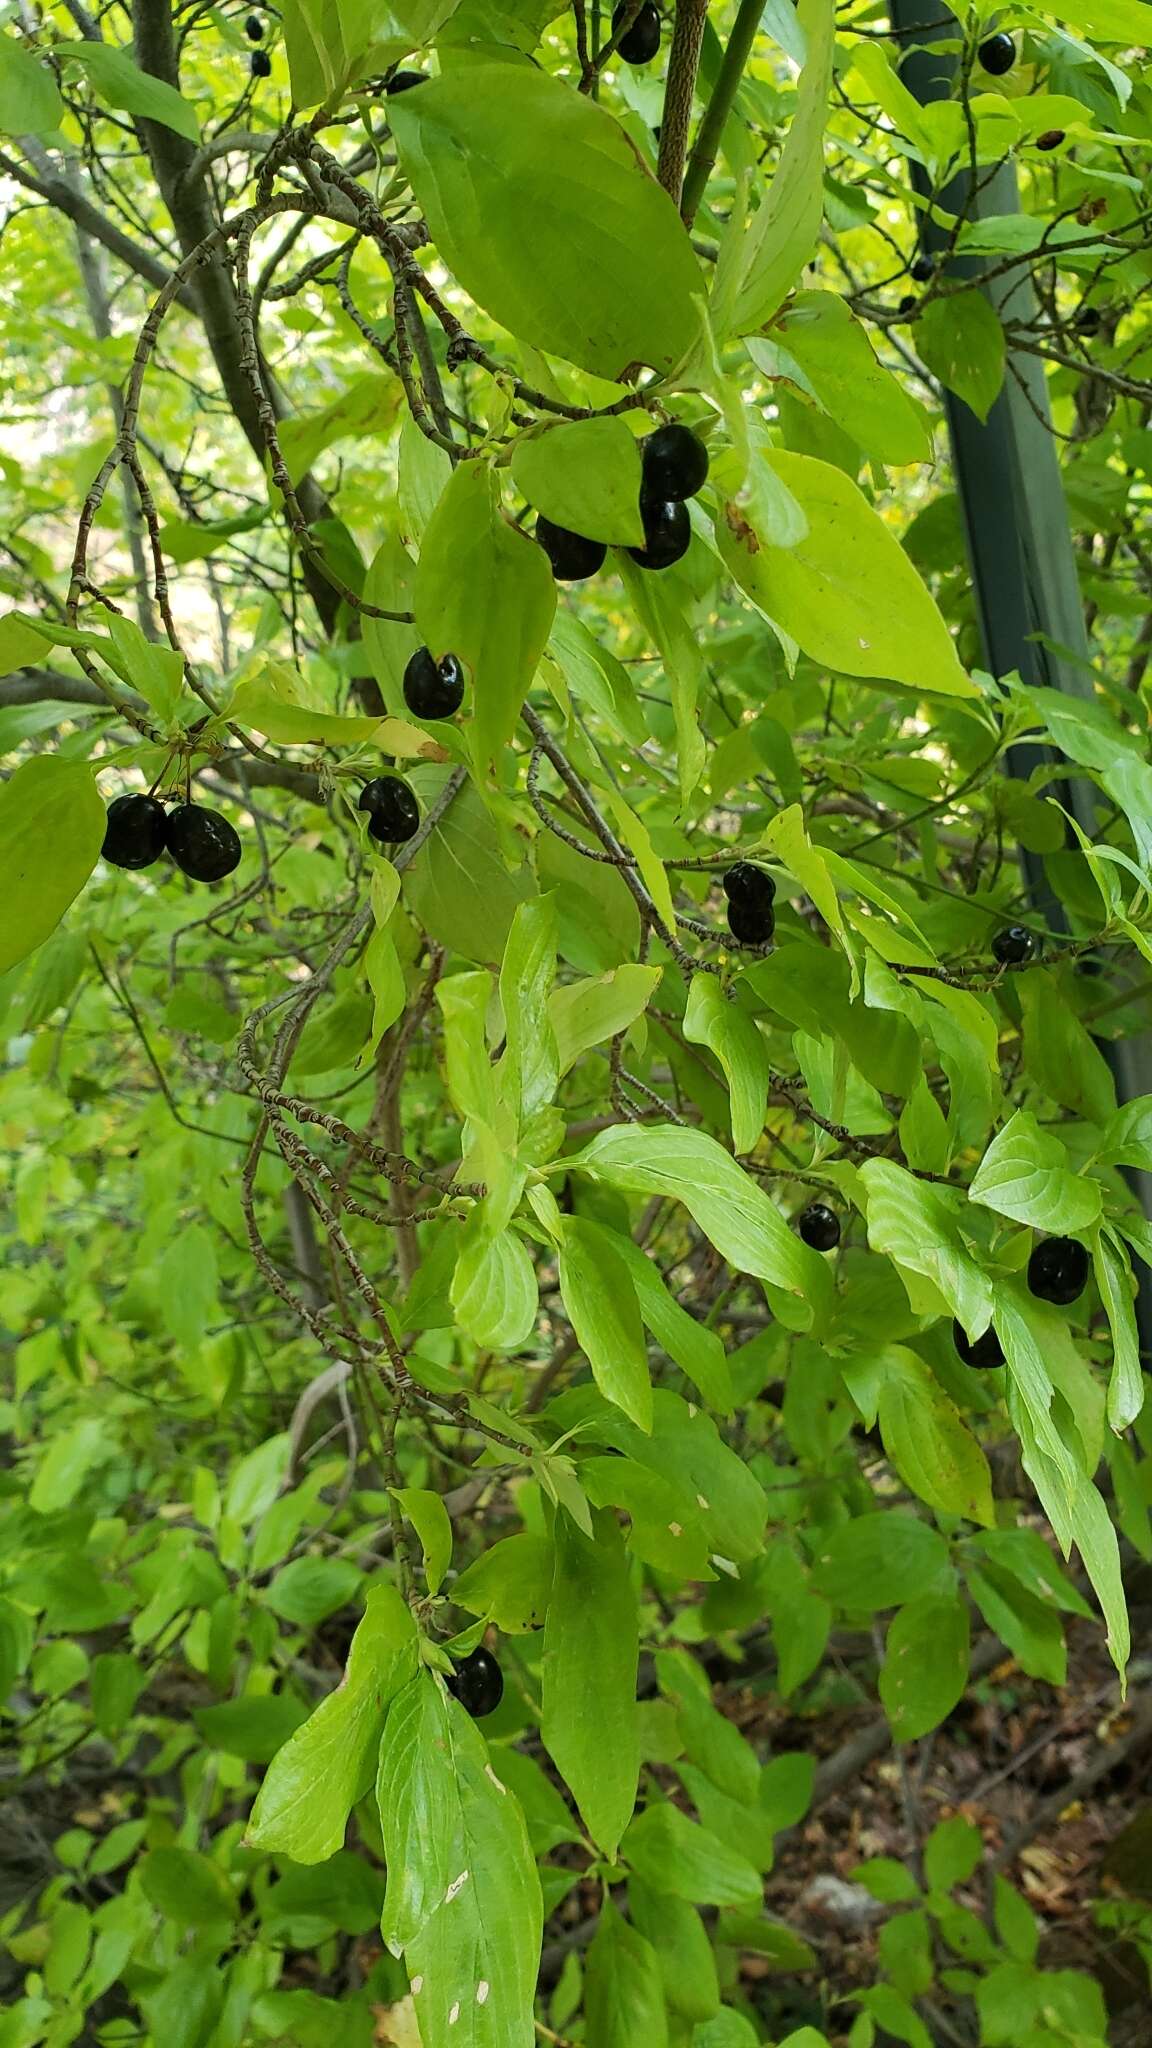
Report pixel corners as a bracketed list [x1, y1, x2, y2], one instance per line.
[1093, 1229, 1144, 1432]
[558, 1215, 651, 1432]
[860, 1159, 993, 1332]
[391, 1489, 452, 1594]
[871, 1347, 995, 1527]
[0, 759, 105, 975]
[62, 42, 200, 142]
[715, 452, 975, 699]
[969, 1110, 1102, 1234]
[549, 963, 662, 1075]
[573, 1123, 832, 1320]
[683, 974, 769, 1153]
[748, 292, 932, 466]
[915, 293, 1006, 422]
[728, 0, 836, 335]
[612, 1231, 733, 1412]
[498, 896, 558, 1124]
[246, 1585, 418, 1861]
[541, 1508, 639, 1859]
[451, 1218, 538, 1350]
[0, 31, 64, 136]
[390, 64, 705, 379]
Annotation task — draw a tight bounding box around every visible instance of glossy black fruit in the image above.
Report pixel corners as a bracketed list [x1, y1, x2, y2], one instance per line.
[898, 294, 918, 316]
[535, 515, 606, 583]
[613, 0, 661, 64]
[992, 924, 1037, 967]
[798, 1203, 841, 1252]
[164, 805, 242, 883]
[1036, 128, 1065, 151]
[910, 254, 935, 283]
[1075, 305, 1102, 335]
[386, 69, 426, 92]
[1028, 1235, 1090, 1307]
[403, 646, 464, 720]
[628, 496, 690, 571]
[978, 30, 1016, 75]
[358, 775, 421, 843]
[723, 861, 776, 910]
[446, 1645, 503, 1718]
[245, 13, 263, 37]
[726, 897, 775, 947]
[102, 793, 168, 871]
[642, 422, 709, 502]
[250, 47, 271, 75]
[953, 1318, 1004, 1370]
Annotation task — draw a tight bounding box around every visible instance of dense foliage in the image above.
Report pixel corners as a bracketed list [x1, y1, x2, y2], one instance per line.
[2, 0, 1152, 2044]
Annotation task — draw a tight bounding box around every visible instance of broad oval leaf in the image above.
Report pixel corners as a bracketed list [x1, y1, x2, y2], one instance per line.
[969, 1109, 1101, 1234]
[390, 63, 705, 379]
[512, 417, 645, 548]
[0, 758, 105, 975]
[715, 451, 975, 698]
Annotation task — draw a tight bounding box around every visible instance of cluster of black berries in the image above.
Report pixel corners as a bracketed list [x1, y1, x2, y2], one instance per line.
[536, 422, 708, 585]
[612, 0, 661, 63]
[954, 1237, 1091, 1370]
[102, 794, 242, 883]
[721, 860, 776, 946]
[246, 15, 271, 77]
[354, 646, 469, 844]
[446, 1645, 503, 1717]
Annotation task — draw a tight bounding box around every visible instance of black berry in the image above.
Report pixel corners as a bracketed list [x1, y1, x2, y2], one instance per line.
[446, 1645, 503, 1718]
[250, 47, 271, 75]
[245, 13, 263, 37]
[1075, 305, 1102, 335]
[102, 793, 168, 871]
[641, 422, 709, 502]
[978, 31, 1016, 75]
[953, 1318, 1004, 1370]
[628, 497, 690, 571]
[798, 1203, 841, 1252]
[164, 805, 242, 883]
[613, 0, 661, 64]
[358, 775, 420, 844]
[1027, 1236, 1090, 1307]
[992, 925, 1036, 967]
[403, 646, 464, 720]
[723, 861, 776, 910]
[386, 69, 426, 92]
[1036, 128, 1065, 151]
[898, 294, 918, 316]
[535, 516, 606, 583]
[910, 254, 935, 283]
[726, 898, 775, 947]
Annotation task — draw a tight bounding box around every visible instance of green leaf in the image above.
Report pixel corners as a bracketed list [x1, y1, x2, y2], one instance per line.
[28, 1417, 108, 1515]
[923, 1815, 984, 1895]
[584, 1897, 668, 2048]
[629, 1877, 720, 2023]
[914, 292, 1006, 423]
[381, 1678, 542, 2047]
[391, 1487, 452, 1595]
[1094, 1229, 1144, 1432]
[246, 1584, 418, 1861]
[231, 667, 433, 754]
[415, 463, 556, 771]
[0, 759, 105, 975]
[541, 1507, 639, 1859]
[62, 42, 201, 142]
[224, 1432, 291, 1525]
[139, 1848, 237, 1927]
[750, 293, 932, 466]
[194, 1693, 310, 1763]
[558, 1215, 652, 1432]
[265, 1557, 364, 1627]
[0, 31, 64, 136]
[547, 609, 648, 745]
[861, 1160, 993, 1332]
[623, 1802, 761, 1906]
[499, 894, 558, 1124]
[611, 1231, 733, 1412]
[964, 1563, 1066, 1686]
[512, 417, 645, 548]
[811, 1512, 953, 1613]
[451, 1217, 539, 1351]
[100, 613, 185, 723]
[683, 974, 770, 1154]
[390, 63, 704, 380]
[726, 0, 836, 335]
[715, 451, 975, 699]
[969, 1111, 1101, 1235]
[158, 1224, 219, 1354]
[406, 771, 536, 969]
[549, 963, 662, 1076]
[572, 1123, 832, 1325]
[879, 1594, 970, 1741]
[870, 1347, 995, 1527]
[451, 1533, 552, 1633]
